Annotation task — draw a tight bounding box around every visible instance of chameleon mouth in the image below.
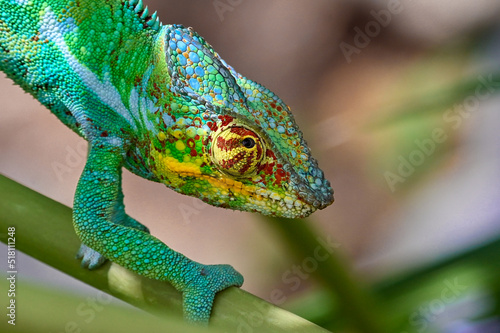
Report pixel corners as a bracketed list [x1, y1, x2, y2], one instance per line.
[286, 164, 334, 212]
[298, 180, 334, 210]
[217, 162, 333, 218]
[249, 187, 315, 218]
[191, 170, 318, 218]
[247, 173, 333, 218]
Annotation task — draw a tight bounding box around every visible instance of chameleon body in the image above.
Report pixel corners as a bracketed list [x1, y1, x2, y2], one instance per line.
[0, 0, 333, 323]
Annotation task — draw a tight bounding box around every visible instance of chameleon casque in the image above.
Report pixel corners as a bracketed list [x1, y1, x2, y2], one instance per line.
[0, 0, 333, 323]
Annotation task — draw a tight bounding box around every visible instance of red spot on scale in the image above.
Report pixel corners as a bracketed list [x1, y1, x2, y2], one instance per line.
[207, 122, 217, 131]
[190, 149, 197, 157]
[266, 150, 276, 159]
[265, 162, 275, 174]
[219, 115, 234, 127]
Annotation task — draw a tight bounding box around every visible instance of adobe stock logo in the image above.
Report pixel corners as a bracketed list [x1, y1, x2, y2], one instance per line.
[400, 278, 468, 333]
[384, 74, 500, 192]
[236, 235, 340, 333]
[213, 0, 243, 22]
[340, 0, 411, 64]
[51, 141, 87, 182]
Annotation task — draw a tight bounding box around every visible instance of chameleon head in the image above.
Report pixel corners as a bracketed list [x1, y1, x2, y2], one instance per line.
[152, 24, 333, 218]
[204, 116, 333, 218]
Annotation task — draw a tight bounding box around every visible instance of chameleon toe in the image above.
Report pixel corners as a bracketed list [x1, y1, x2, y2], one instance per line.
[183, 264, 243, 324]
[76, 244, 107, 270]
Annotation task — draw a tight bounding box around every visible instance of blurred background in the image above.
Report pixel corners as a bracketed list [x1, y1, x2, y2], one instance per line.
[1, 0, 500, 332]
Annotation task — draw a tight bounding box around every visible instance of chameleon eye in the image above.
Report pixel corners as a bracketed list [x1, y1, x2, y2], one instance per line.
[211, 126, 265, 177]
[241, 137, 256, 149]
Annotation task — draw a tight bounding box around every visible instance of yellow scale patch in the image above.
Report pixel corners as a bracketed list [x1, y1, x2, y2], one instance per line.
[151, 149, 259, 198]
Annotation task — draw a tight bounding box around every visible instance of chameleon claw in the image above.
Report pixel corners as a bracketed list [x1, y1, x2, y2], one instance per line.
[203, 264, 244, 292]
[76, 244, 107, 270]
[183, 264, 244, 323]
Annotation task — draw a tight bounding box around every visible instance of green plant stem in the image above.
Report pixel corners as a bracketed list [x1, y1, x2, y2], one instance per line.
[0, 278, 208, 333]
[287, 233, 500, 331]
[0, 174, 330, 332]
[263, 216, 388, 333]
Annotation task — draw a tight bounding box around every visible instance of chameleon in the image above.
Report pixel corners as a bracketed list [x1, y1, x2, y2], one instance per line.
[0, 0, 334, 323]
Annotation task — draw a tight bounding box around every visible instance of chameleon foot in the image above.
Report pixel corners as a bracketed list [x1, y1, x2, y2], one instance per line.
[76, 244, 107, 270]
[183, 264, 244, 323]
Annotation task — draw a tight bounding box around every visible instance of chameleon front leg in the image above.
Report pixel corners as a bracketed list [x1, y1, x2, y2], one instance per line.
[73, 140, 244, 323]
[76, 171, 150, 269]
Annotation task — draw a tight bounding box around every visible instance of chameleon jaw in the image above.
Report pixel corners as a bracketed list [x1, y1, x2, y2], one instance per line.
[249, 187, 316, 218]
[151, 149, 329, 218]
[201, 173, 318, 218]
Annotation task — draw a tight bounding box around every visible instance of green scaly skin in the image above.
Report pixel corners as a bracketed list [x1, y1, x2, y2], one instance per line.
[0, 0, 334, 323]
